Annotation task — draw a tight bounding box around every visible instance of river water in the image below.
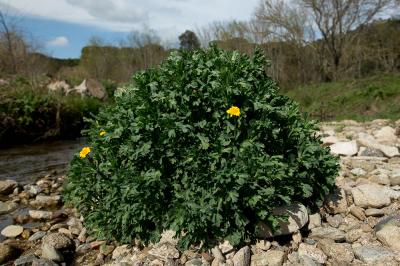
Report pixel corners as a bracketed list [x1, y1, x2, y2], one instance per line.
[0, 139, 84, 184]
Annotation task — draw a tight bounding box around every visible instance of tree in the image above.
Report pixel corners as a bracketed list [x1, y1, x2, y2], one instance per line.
[178, 30, 200, 50]
[301, 0, 395, 79]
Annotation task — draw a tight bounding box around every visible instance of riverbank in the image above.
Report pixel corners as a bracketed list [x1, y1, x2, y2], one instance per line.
[0, 119, 400, 265]
[0, 80, 104, 147]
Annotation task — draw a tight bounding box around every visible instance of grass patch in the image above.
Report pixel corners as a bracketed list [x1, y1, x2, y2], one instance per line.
[285, 74, 400, 121]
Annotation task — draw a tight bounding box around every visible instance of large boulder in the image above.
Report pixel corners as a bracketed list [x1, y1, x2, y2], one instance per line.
[376, 225, 400, 252]
[256, 202, 308, 238]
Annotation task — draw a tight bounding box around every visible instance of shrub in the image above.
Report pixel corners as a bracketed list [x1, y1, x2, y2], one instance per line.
[64, 45, 338, 249]
[0, 86, 102, 145]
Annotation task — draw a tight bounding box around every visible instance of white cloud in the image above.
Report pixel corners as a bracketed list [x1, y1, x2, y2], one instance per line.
[0, 0, 260, 38]
[47, 36, 69, 46]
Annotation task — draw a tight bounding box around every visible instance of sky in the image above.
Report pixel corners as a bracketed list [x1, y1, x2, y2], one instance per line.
[0, 0, 260, 59]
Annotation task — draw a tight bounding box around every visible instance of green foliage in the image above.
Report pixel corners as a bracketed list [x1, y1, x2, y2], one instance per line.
[0, 86, 102, 145]
[286, 74, 400, 121]
[64, 45, 338, 249]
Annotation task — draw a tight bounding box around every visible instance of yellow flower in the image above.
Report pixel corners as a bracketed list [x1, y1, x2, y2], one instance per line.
[226, 106, 240, 117]
[100, 130, 107, 137]
[79, 147, 91, 158]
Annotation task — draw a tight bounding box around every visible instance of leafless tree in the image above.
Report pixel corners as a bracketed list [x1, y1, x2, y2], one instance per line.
[301, 0, 395, 79]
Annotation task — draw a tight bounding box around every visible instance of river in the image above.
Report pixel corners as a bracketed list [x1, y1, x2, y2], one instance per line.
[0, 139, 84, 184]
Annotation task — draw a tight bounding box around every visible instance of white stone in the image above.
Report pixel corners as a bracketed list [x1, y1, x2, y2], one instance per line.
[330, 141, 358, 156]
[351, 184, 391, 208]
[374, 126, 398, 144]
[1, 225, 23, 238]
[256, 203, 308, 238]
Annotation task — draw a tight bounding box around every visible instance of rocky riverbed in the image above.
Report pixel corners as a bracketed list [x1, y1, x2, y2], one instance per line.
[1, 119, 400, 266]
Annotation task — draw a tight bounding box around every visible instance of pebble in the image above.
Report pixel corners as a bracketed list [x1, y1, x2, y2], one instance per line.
[0, 180, 18, 195]
[309, 227, 346, 242]
[28, 231, 46, 241]
[1, 225, 23, 238]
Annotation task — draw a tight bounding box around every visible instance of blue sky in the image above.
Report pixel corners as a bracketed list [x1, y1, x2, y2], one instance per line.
[0, 0, 260, 59]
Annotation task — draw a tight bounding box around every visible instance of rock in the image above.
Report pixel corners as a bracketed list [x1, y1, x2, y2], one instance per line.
[47, 80, 71, 94]
[232, 246, 250, 266]
[321, 136, 340, 145]
[330, 141, 358, 156]
[30, 195, 61, 208]
[41, 233, 75, 262]
[86, 78, 108, 100]
[317, 239, 354, 264]
[376, 225, 400, 252]
[365, 208, 385, 217]
[250, 250, 285, 266]
[24, 184, 43, 196]
[0, 180, 17, 195]
[0, 201, 18, 215]
[357, 133, 399, 157]
[358, 147, 384, 157]
[149, 242, 179, 260]
[375, 215, 400, 232]
[29, 210, 53, 220]
[369, 173, 390, 185]
[309, 227, 346, 242]
[14, 254, 39, 266]
[0, 243, 18, 264]
[298, 243, 327, 264]
[351, 184, 391, 208]
[345, 228, 363, 243]
[349, 205, 366, 220]
[219, 240, 234, 254]
[353, 245, 395, 264]
[326, 214, 344, 228]
[42, 243, 63, 262]
[70, 79, 107, 100]
[324, 188, 347, 214]
[1, 225, 23, 238]
[77, 227, 87, 243]
[390, 170, 400, 186]
[351, 168, 367, 176]
[256, 202, 308, 238]
[254, 240, 271, 252]
[374, 126, 398, 144]
[29, 231, 46, 241]
[211, 246, 225, 262]
[185, 258, 207, 266]
[307, 213, 321, 230]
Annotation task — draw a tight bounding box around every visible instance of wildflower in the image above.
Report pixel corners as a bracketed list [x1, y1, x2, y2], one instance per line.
[100, 130, 107, 137]
[226, 106, 240, 117]
[79, 147, 91, 158]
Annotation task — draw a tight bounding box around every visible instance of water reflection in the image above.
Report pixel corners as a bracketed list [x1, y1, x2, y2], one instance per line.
[0, 139, 84, 184]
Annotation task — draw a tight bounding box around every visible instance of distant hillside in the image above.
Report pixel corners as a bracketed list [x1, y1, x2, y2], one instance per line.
[286, 74, 400, 121]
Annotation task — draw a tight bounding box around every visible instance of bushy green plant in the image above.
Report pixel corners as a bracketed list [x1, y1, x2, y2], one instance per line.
[0, 86, 102, 144]
[64, 45, 338, 249]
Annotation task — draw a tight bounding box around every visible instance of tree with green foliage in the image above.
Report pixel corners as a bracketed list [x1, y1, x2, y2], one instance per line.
[179, 30, 201, 50]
